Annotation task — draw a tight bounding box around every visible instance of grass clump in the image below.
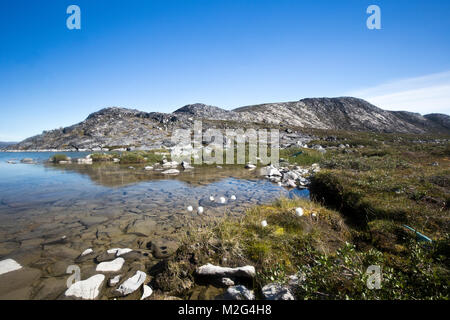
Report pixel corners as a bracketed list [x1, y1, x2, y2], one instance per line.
[280, 147, 323, 166]
[50, 154, 68, 163]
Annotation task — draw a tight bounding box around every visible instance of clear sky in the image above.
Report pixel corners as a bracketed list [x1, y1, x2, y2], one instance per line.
[1, 0, 449, 141]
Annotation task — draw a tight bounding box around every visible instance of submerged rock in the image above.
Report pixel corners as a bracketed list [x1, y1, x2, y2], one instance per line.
[65, 274, 105, 300]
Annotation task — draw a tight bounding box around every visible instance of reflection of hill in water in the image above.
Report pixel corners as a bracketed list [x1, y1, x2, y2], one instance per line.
[44, 163, 261, 187]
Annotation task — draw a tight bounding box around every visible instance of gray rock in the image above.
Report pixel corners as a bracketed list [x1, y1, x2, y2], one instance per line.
[261, 283, 295, 300]
[225, 285, 255, 300]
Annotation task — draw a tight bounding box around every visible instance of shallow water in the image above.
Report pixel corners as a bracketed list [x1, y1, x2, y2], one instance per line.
[0, 152, 308, 299]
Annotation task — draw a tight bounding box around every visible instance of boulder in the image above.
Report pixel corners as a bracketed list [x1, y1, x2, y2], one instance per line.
[162, 169, 180, 175]
[196, 263, 255, 279]
[162, 161, 179, 168]
[107, 248, 133, 257]
[261, 283, 295, 300]
[116, 271, 147, 296]
[96, 257, 125, 272]
[65, 274, 105, 300]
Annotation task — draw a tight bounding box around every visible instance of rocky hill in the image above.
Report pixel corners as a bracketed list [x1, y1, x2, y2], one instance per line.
[4, 97, 449, 151]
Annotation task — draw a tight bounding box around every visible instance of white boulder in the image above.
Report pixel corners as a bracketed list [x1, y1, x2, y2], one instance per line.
[65, 274, 105, 300]
[197, 263, 255, 278]
[107, 248, 133, 257]
[116, 271, 147, 296]
[96, 257, 125, 272]
[0, 259, 22, 275]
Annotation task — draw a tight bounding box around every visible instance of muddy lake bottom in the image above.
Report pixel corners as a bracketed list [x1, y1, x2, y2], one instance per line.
[0, 152, 308, 299]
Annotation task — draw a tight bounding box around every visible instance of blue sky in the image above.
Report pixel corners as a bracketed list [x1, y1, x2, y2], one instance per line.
[1, 0, 449, 141]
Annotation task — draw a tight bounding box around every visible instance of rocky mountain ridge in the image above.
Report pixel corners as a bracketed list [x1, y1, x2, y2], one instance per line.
[4, 97, 449, 151]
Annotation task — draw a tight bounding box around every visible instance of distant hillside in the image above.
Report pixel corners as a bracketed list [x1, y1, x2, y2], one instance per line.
[0, 141, 17, 149]
[6, 97, 450, 151]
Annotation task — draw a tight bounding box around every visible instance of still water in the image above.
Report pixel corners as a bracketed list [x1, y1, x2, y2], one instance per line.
[0, 152, 308, 299]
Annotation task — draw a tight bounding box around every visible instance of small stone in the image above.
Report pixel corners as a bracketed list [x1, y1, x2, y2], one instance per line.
[109, 275, 121, 287]
[96, 257, 125, 272]
[144, 166, 153, 170]
[221, 278, 235, 286]
[81, 248, 94, 256]
[141, 285, 153, 300]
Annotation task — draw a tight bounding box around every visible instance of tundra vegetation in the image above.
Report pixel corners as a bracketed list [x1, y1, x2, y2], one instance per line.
[150, 129, 448, 300]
